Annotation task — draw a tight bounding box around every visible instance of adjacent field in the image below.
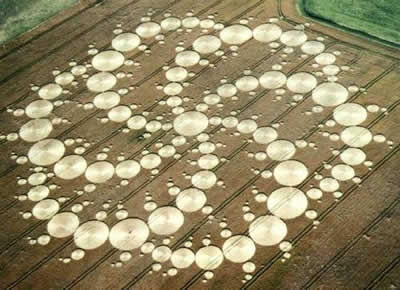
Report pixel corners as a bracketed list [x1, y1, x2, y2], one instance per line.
[299, 0, 400, 46]
[0, 0, 78, 44]
[0, 0, 400, 289]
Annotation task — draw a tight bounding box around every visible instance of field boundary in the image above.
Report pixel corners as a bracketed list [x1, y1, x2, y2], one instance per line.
[296, 0, 400, 50]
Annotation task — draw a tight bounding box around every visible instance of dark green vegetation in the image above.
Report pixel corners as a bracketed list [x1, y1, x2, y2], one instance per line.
[0, 0, 78, 44]
[299, 0, 400, 46]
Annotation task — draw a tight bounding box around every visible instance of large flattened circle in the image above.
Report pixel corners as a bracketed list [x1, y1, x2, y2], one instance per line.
[109, 218, 149, 250]
[273, 160, 308, 186]
[173, 111, 208, 136]
[74, 221, 109, 250]
[87, 72, 117, 92]
[249, 215, 287, 246]
[267, 187, 308, 219]
[92, 50, 124, 71]
[219, 24, 252, 45]
[253, 23, 282, 43]
[286, 72, 317, 93]
[312, 82, 349, 107]
[54, 155, 87, 180]
[28, 139, 65, 166]
[148, 206, 184, 235]
[47, 212, 79, 238]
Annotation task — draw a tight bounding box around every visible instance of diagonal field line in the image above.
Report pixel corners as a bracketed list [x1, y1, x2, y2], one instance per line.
[0, 0, 265, 234]
[124, 46, 377, 287]
[148, 51, 367, 285]
[2, 1, 396, 288]
[99, 1, 400, 286]
[0, 0, 260, 256]
[177, 53, 399, 285]
[0, 20, 260, 260]
[32, 39, 376, 290]
[302, 197, 400, 289]
[7, 6, 394, 288]
[70, 37, 350, 289]
[0, 0, 224, 158]
[180, 97, 400, 289]
[237, 65, 399, 289]
[0, 0, 233, 214]
[0, 0, 225, 114]
[0, 0, 146, 99]
[242, 106, 400, 289]
[122, 47, 372, 289]
[0, 0, 238, 253]
[0, 0, 260, 184]
[131, 38, 352, 246]
[0, 0, 188, 103]
[62, 11, 300, 290]
[4, 0, 271, 287]
[243, 144, 400, 289]
[0, 38, 370, 284]
[366, 254, 400, 289]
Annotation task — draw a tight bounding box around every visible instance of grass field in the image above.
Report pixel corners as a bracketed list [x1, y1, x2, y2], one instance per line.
[299, 0, 400, 46]
[0, 0, 78, 44]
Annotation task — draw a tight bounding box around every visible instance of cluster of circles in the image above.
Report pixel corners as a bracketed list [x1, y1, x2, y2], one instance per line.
[8, 10, 383, 278]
